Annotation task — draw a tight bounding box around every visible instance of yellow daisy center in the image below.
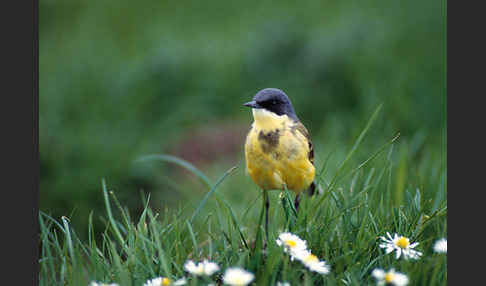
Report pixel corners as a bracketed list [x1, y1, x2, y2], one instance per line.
[284, 240, 297, 247]
[395, 237, 410, 249]
[304, 254, 319, 263]
[384, 272, 394, 283]
[162, 277, 171, 286]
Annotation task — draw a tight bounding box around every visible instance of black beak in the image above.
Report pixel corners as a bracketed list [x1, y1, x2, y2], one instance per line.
[243, 100, 260, 108]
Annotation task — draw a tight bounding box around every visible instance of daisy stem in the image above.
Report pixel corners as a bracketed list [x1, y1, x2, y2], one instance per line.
[282, 254, 289, 282]
[304, 271, 311, 286]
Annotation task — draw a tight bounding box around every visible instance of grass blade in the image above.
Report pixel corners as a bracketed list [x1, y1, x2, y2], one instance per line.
[101, 178, 127, 252]
[190, 166, 237, 223]
[135, 154, 212, 189]
[316, 104, 383, 207]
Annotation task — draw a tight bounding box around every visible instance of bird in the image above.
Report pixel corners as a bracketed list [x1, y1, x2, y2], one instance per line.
[243, 88, 318, 237]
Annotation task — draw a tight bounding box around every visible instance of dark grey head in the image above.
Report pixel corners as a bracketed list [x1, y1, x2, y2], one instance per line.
[243, 88, 298, 120]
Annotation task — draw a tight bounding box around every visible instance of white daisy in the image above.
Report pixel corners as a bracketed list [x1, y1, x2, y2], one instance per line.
[379, 232, 422, 260]
[143, 277, 187, 286]
[276, 232, 308, 257]
[372, 268, 409, 286]
[222, 267, 254, 286]
[89, 282, 119, 286]
[184, 259, 220, 276]
[293, 249, 330, 275]
[433, 238, 447, 254]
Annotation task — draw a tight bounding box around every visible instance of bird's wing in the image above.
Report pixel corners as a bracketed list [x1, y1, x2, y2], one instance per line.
[294, 121, 321, 196]
[293, 121, 314, 165]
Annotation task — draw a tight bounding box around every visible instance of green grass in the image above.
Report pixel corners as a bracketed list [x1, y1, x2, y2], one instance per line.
[39, 107, 447, 285]
[39, 0, 445, 236]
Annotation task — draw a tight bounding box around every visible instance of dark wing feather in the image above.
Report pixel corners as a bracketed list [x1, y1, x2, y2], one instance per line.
[293, 121, 314, 165]
[293, 121, 321, 196]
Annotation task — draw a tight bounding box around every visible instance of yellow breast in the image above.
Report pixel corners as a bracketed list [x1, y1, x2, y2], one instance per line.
[244, 109, 315, 194]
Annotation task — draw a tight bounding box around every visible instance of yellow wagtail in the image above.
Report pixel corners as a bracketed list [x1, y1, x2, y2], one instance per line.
[243, 88, 318, 235]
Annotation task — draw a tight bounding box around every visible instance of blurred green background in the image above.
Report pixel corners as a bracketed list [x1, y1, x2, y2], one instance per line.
[40, 0, 446, 237]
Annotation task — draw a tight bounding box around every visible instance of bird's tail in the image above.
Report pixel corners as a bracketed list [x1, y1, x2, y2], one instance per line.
[306, 181, 324, 196]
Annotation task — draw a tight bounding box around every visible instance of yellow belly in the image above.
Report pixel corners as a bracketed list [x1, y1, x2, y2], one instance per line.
[244, 125, 315, 194]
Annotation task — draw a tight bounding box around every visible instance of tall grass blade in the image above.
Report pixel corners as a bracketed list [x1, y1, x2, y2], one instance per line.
[61, 216, 77, 268]
[328, 104, 383, 190]
[102, 178, 127, 252]
[316, 104, 383, 208]
[135, 154, 212, 189]
[190, 166, 237, 223]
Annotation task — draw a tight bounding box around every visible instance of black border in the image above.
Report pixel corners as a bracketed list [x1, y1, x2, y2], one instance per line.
[34, 0, 40, 283]
[448, 0, 484, 284]
[1, 0, 465, 284]
[1, 0, 39, 284]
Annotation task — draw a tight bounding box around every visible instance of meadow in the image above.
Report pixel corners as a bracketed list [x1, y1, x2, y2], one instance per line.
[39, 103, 447, 285]
[39, 0, 446, 285]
